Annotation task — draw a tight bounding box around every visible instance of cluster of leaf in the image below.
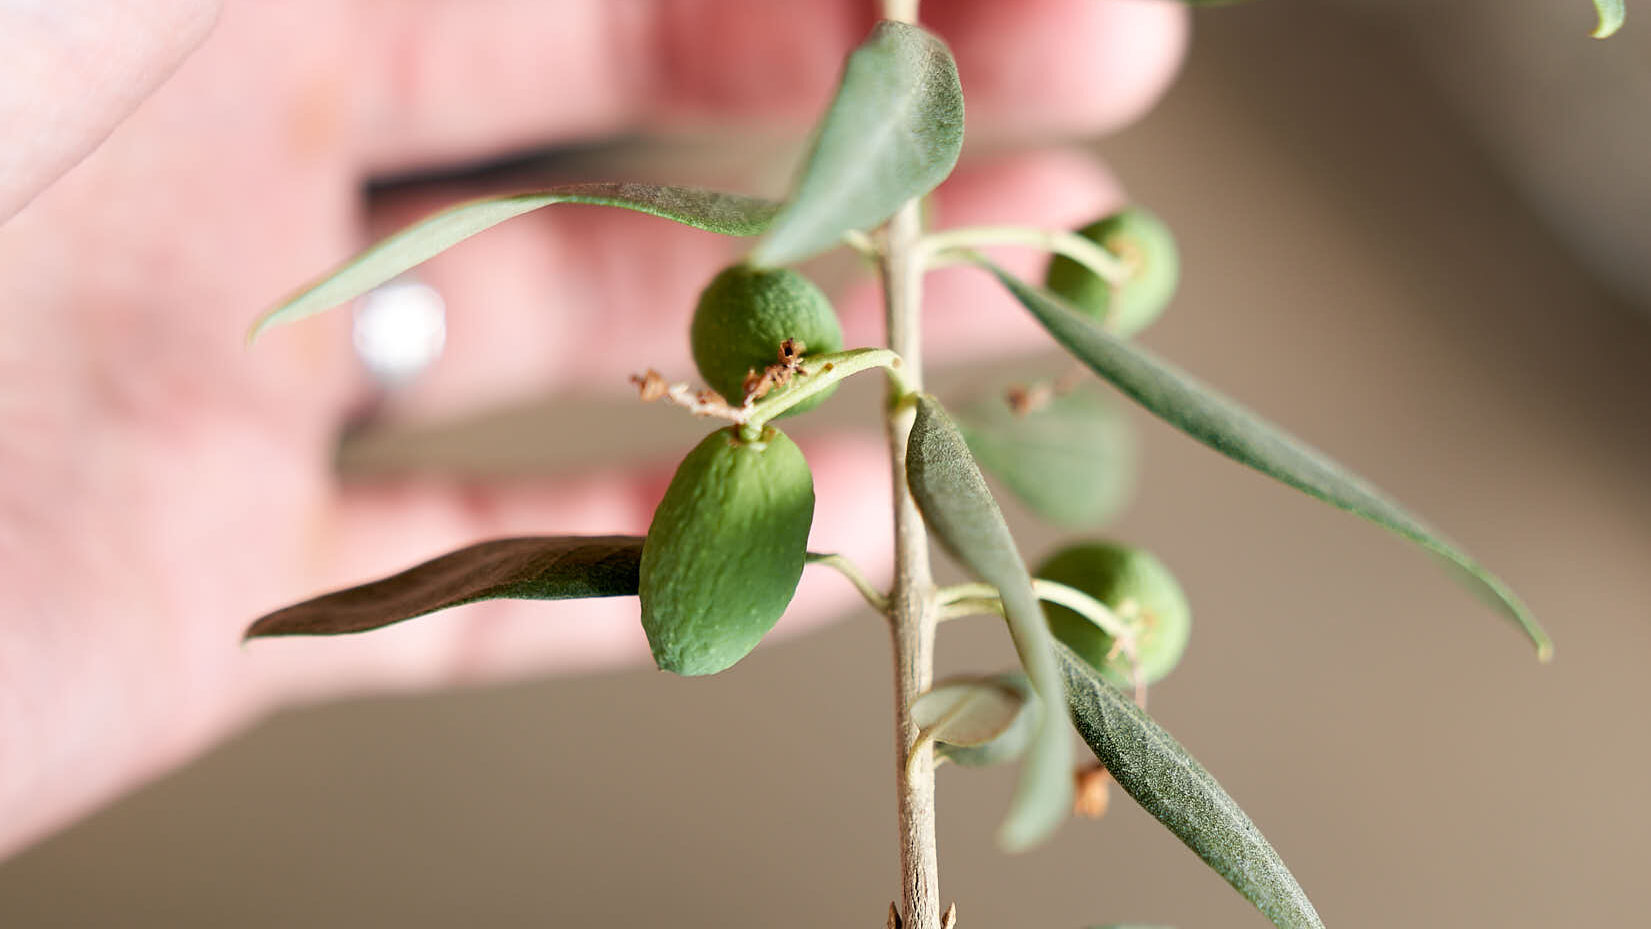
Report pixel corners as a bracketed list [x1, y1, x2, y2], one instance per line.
[244, 16, 1558, 929]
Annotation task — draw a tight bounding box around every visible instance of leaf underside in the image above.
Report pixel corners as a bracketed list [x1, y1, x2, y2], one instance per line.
[913, 676, 1027, 748]
[250, 184, 780, 337]
[750, 20, 964, 267]
[905, 395, 1072, 851]
[245, 536, 645, 639]
[1061, 645, 1324, 929]
[985, 263, 1551, 660]
[933, 672, 1039, 767]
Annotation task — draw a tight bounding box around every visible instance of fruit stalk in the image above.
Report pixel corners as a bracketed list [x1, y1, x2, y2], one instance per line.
[881, 153, 942, 929]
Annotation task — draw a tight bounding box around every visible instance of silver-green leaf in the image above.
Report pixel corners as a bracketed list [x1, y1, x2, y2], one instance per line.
[933, 672, 1040, 768]
[957, 380, 1137, 528]
[906, 395, 1072, 851]
[984, 262, 1552, 661]
[250, 184, 780, 337]
[1593, 0, 1625, 38]
[245, 536, 643, 638]
[750, 21, 964, 267]
[913, 675, 1027, 749]
[1061, 645, 1324, 929]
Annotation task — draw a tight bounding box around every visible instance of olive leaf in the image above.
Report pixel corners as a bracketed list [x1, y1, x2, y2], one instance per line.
[906, 395, 1072, 851]
[983, 262, 1552, 661]
[750, 21, 964, 267]
[250, 184, 780, 337]
[913, 675, 1027, 749]
[1593, 0, 1625, 38]
[931, 673, 1040, 768]
[956, 380, 1137, 528]
[245, 536, 644, 639]
[1060, 644, 1325, 929]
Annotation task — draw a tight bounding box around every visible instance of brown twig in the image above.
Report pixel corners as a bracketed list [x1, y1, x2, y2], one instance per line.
[630, 369, 749, 422]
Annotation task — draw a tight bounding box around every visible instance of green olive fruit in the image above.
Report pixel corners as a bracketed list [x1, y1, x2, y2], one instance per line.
[639, 425, 815, 676]
[1044, 207, 1180, 337]
[1035, 541, 1191, 688]
[690, 264, 844, 416]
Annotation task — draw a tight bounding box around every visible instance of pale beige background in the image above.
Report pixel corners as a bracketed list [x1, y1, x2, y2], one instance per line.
[3, 3, 1649, 927]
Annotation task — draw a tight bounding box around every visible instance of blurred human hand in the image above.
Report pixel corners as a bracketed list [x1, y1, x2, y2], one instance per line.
[0, 0, 1185, 856]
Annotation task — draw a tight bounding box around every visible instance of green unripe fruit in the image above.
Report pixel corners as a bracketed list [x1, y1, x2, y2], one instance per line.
[690, 264, 844, 416]
[1045, 207, 1180, 337]
[639, 426, 815, 676]
[1036, 541, 1191, 688]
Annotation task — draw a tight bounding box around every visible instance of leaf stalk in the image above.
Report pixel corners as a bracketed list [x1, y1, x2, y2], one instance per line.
[806, 552, 890, 614]
[918, 224, 1131, 285]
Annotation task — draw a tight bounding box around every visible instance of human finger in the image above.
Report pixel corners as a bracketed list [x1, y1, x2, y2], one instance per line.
[0, 0, 219, 222]
[349, 0, 1186, 172]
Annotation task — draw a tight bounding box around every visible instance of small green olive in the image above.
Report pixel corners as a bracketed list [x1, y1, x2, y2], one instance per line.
[690, 264, 844, 416]
[1045, 207, 1180, 337]
[639, 425, 815, 676]
[1035, 540, 1191, 688]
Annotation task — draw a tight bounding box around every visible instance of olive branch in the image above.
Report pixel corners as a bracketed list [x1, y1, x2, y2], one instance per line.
[235, 2, 1599, 926]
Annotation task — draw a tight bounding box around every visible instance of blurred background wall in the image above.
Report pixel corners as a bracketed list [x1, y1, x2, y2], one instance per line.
[3, 2, 1648, 926]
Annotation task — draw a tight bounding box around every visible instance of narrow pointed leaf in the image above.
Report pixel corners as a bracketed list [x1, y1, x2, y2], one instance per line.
[251, 184, 780, 337]
[245, 536, 643, 638]
[1061, 645, 1325, 929]
[906, 395, 1072, 850]
[1593, 0, 1625, 38]
[750, 21, 963, 266]
[985, 262, 1551, 660]
[957, 380, 1137, 528]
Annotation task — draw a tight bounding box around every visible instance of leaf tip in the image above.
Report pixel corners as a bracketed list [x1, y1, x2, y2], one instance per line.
[1593, 1, 1625, 37]
[242, 617, 278, 641]
[993, 788, 1070, 854]
[248, 289, 315, 342]
[246, 301, 299, 343]
[1505, 597, 1553, 664]
[993, 820, 1040, 855]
